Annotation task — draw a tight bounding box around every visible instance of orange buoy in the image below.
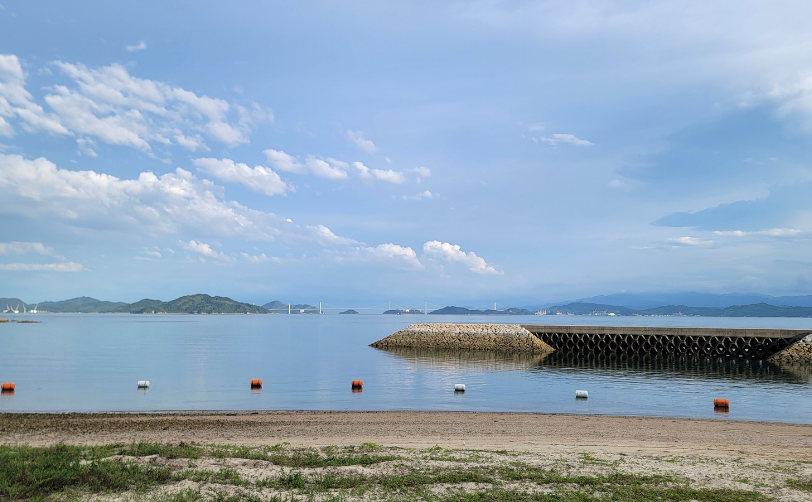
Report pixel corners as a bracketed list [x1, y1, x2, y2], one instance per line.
[250, 379, 262, 389]
[1, 382, 15, 392]
[351, 380, 363, 389]
[713, 398, 729, 408]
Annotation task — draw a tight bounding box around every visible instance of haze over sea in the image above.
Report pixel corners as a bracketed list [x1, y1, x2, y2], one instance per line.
[1, 314, 810, 424]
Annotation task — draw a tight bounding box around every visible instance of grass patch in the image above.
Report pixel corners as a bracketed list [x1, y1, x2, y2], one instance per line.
[120, 441, 205, 459]
[787, 476, 812, 491]
[0, 443, 173, 500]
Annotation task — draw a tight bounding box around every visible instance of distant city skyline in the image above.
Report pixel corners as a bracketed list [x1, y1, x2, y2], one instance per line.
[2, 2, 812, 305]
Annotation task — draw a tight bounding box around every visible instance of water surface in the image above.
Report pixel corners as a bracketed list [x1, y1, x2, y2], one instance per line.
[1, 314, 810, 423]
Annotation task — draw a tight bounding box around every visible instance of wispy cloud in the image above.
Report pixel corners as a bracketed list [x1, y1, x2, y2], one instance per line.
[353, 161, 405, 184]
[125, 41, 147, 52]
[263, 149, 349, 180]
[0, 241, 54, 255]
[346, 129, 378, 154]
[182, 240, 230, 261]
[666, 236, 715, 247]
[534, 133, 593, 147]
[403, 190, 438, 200]
[0, 262, 84, 272]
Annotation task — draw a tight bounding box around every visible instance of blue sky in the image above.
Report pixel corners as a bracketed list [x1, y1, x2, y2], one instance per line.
[1, 1, 812, 307]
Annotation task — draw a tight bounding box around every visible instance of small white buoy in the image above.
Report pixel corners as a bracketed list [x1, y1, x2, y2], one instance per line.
[137, 380, 150, 388]
[575, 390, 588, 399]
[454, 383, 466, 392]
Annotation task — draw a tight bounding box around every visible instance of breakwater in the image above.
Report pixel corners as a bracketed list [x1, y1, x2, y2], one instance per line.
[374, 324, 812, 362]
[523, 325, 811, 359]
[370, 323, 554, 353]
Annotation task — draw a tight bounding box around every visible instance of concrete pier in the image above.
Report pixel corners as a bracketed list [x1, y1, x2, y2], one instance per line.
[522, 325, 812, 358]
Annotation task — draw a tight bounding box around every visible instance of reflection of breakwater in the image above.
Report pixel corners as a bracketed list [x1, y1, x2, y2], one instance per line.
[523, 325, 811, 359]
[376, 347, 551, 372]
[536, 352, 812, 384]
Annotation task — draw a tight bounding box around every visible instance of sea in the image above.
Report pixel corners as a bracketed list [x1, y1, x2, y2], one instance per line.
[1, 313, 811, 423]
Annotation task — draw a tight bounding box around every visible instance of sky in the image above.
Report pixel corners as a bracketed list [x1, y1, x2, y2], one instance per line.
[1, 1, 812, 308]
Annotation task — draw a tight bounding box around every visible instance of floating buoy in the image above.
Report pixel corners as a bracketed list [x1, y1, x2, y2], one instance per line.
[575, 390, 588, 399]
[137, 380, 150, 388]
[713, 398, 729, 409]
[1, 382, 14, 392]
[351, 380, 363, 389]
[454, 383, 466, 392]
[250, 379, 262, 389]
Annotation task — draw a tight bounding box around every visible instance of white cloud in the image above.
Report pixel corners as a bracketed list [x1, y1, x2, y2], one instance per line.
[346, 129, 378, 153]
[422, 240, 502, 275]
[713, 228, 802, 237]
[193, 157, 290, 196]
[0, 262, 84, 272]
[353, 161, 405, 184]
[403, 190, 438, 200]
[125, 41, 147, 52]
[359, 243, 423, 269]
[0, 116, 12, 137]
[0, 241, 53, 255]
[666, 236, 715, 246]
[0, 152, 287, 241]
[527, 122, 546, 132]
[240, 252, 283, 264]
[76, 137, 98, 157]
[263, 149, 349, 180]
[409, 166, 432, 178]
[535, 133, 594, 147]
[0, 54, 272, 154]
[308, 224, 358, 246]
[182, 240, 229, 260]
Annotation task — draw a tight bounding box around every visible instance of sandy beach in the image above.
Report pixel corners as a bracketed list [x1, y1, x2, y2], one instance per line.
[2, 411, 811, 462]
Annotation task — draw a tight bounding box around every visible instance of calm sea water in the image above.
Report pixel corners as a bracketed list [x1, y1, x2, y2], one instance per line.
[1, 314, 811, 423]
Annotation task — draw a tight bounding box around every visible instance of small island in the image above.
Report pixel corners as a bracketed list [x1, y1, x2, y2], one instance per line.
[339, 309, 359, 315]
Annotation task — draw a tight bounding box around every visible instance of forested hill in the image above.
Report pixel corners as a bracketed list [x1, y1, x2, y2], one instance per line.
[3, 294, 267, 314]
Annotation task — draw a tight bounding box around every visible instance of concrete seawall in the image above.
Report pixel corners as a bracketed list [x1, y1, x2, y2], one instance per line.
[370, 323, 554, 353]
[373, 323, 812, 362]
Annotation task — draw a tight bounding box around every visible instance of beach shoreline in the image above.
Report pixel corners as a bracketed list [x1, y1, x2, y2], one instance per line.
[3, 410, 811, 462]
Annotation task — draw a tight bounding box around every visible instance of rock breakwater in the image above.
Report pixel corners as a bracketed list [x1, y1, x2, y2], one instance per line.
[768, 334, 812, 364]
[370, 323, 554, 353]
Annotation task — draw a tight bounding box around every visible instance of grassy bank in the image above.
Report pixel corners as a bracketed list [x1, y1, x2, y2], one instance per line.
[1, 442, 810, 501]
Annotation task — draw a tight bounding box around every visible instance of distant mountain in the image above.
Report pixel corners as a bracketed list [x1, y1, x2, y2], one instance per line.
[39, 297, 129, 313]
[569, 292, 812, 309]
[262, 300, 319, 314]
[429, 306, 536, 315]
[124, 294, 267, 314]
[339, 309, 359, 314]
[544, 302, 812, 318]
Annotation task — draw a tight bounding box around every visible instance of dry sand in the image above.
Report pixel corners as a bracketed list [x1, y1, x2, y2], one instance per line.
[2, 411, 811, 462]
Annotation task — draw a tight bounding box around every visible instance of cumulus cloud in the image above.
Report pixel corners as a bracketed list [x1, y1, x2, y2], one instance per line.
[0, 53, 272, 154]
[263, 149, 349, 180]
[0, 262, 84, 272]
[125, 41, 147, 52]
[534, 133, 593, 147]
[346, 129, 378, 153]
[403, 190, 438, 200]
[182, 240, 229, 260]
[422, 240, 502, 275]
[0, 152, 287, 240]
[0, 241, 54, 255]
[193, 157, 290, 196]
[353, 161, 405, 184]
[358, 243, 423, 269]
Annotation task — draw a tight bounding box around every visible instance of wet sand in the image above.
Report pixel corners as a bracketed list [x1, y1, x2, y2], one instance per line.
[2, 411, 811, 462]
